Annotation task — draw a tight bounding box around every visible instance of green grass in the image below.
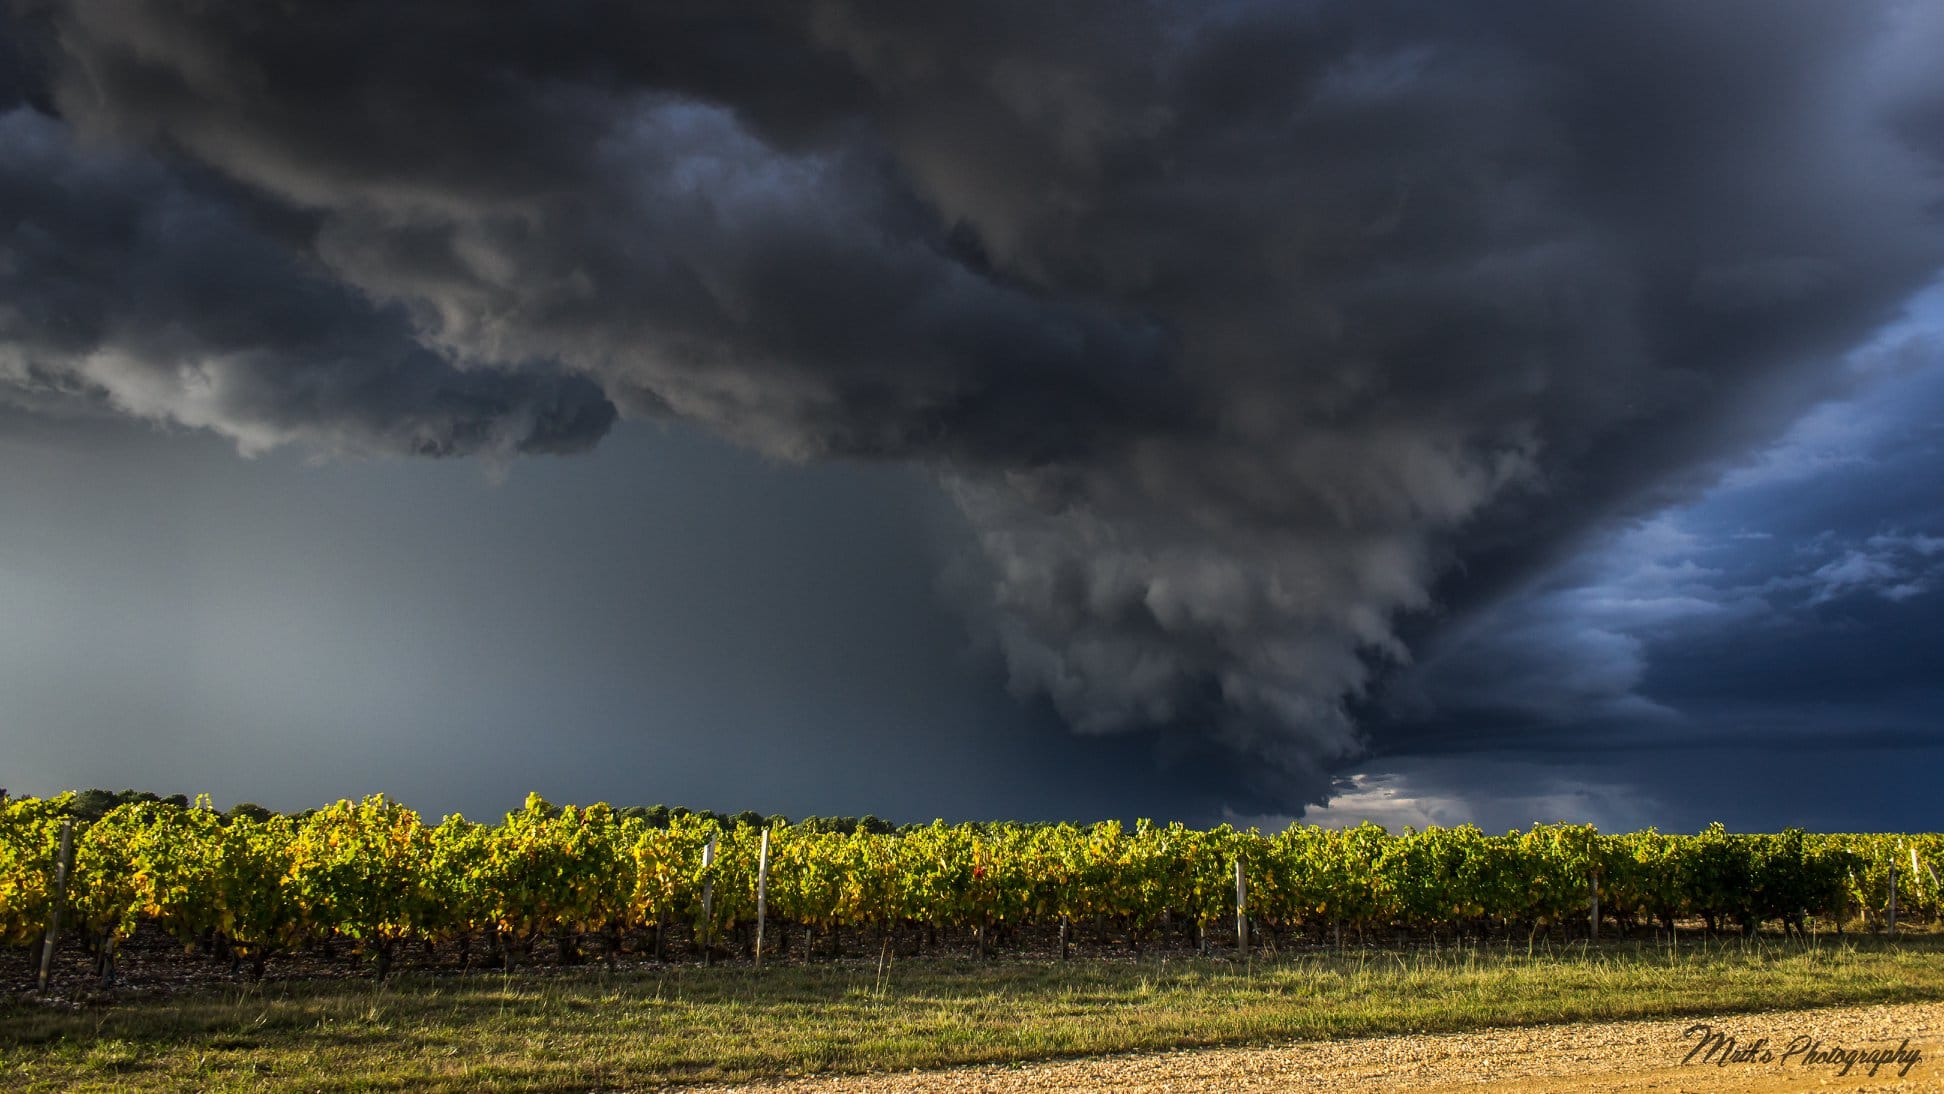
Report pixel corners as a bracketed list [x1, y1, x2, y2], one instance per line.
[5, 935, 1944, 1091]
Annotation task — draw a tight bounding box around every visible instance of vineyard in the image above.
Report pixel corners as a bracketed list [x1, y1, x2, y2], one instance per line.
[3, 792, 1938, 984]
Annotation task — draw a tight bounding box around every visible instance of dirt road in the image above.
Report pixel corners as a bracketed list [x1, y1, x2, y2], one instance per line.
[702, 1001, 1944, 1093]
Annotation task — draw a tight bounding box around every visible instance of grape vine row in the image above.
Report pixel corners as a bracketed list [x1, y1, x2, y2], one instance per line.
[2, 792, 1933, 977]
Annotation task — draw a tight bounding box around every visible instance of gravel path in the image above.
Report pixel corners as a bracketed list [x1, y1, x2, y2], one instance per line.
[698, 1001, 1944, 1093]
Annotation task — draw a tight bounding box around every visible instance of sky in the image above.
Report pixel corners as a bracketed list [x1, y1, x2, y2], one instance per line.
[4, 1, 1944, 830]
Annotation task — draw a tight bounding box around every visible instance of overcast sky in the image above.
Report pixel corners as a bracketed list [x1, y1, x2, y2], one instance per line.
[4, 1, 1944, 829]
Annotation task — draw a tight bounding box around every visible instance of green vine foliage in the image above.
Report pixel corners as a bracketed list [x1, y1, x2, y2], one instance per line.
[1, 794, 72, 946]
[3, 792, 1937, 970]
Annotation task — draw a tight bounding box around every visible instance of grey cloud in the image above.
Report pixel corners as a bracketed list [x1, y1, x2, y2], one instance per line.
[1294, 764, 1669, 834]
[0, 108, 615, 457]
[1791, 531, 1944, 605]
[1291, 742, 1944, 833]
[9, 1, 1944, 807]
[1383, 517, 1755, 732]
[1373, 332, 1944, 800]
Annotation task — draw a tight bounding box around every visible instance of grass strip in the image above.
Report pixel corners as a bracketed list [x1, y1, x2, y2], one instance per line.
[4, 934, 1942, 1092]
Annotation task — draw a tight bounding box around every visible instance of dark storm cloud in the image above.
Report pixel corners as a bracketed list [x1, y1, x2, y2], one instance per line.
[1356, 316, 1944, 828]
[8, 0, 1944, 806]
[1399, 305, 1944, 729]
[0, 21, 23, 109]
[0, 108, 616, 455]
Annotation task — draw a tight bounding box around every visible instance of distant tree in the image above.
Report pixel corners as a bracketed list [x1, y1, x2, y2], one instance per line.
[72, 789, 122, 821]
[66, 788, 173, 822]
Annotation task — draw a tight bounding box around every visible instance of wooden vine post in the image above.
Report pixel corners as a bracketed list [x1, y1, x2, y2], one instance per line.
[1915, 848, 1931, 934]
[38, 818, 73, 994]
[1234, 858, 1248, 955]
[700, 833, 719, 966]
[754, 828, 770, 971]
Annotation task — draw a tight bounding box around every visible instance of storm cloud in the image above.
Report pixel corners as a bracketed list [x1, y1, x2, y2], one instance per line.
[0, 108, 617, 456]
[6, 0, 1944, 808]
